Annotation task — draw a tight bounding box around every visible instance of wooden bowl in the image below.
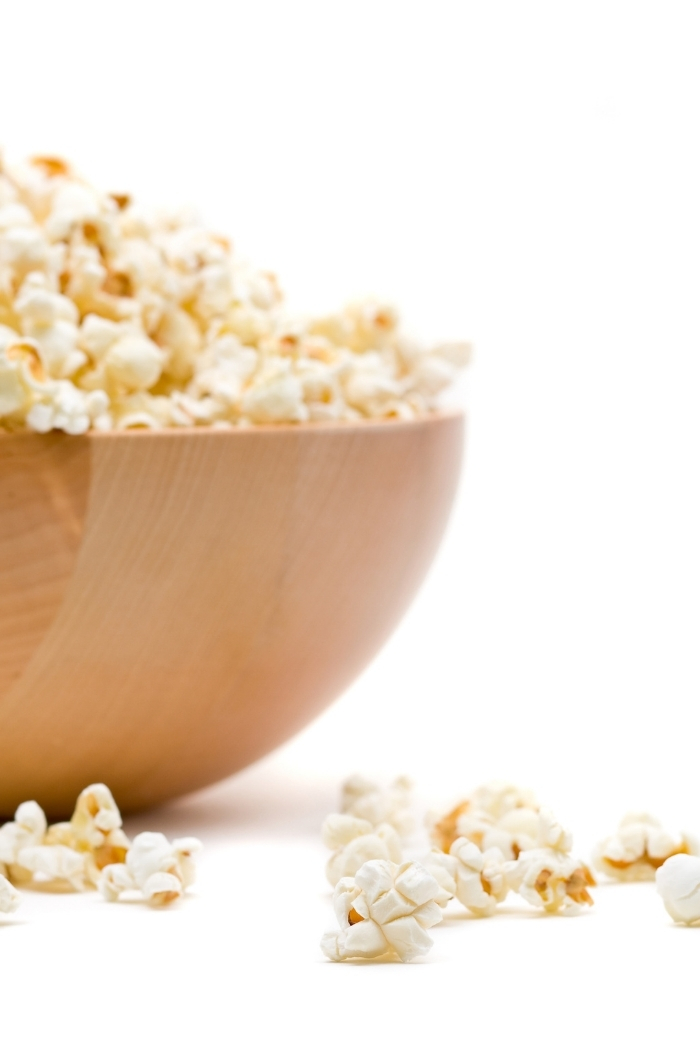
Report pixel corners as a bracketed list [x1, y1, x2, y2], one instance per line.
[0, 412, 464, 816]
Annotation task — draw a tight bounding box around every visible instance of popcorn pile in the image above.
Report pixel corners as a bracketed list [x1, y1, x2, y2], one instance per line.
[0, 154, 470, 435]
[0, 783, 201, 915]
[320, 777, 595, 963]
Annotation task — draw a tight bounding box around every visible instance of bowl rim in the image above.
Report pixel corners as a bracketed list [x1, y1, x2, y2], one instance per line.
[0, 408, 464, 440]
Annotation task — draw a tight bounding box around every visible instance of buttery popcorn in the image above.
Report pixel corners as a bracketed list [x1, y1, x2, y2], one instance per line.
[99, 831, 202, 906]
[656, 854, 700, 926]
[321, 858, 444, 963]
[593, 813, 694, 882]
[0, 153, 470, 434]
[340, 774, 414, 839]
[322, 813, 402, 886]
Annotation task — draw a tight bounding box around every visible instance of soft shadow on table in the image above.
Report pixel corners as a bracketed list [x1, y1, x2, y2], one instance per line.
[124, 757, 337, 842]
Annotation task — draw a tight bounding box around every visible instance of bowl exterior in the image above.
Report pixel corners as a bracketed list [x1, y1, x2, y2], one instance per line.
[0, 415, 464, 815]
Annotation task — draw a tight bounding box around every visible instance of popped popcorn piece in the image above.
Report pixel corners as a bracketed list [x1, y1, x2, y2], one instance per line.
[593, 813, 693, 882]
[444, 838, 510, 917]
[656, 854, 700, 926]
[430, 800, 472, 854]
[430, 782, 540, 857]
[46, 783, 131, 885]
[0, 800, 48, 874]
[470, 781, 539, 821]
[99, 832, 202, 906]
[536, 809, 573, 853]
[421, 849, 457, 907]
[26, 383, 109, 436]
[322, 813, 401, 886]
[321, 859, 443, 963]
[340, 775, 414, 838]
[14, 844, 87, 891]
[0, 874, 20, 915]
[506, 847, 595, 914]
[0, 153, 469, 433]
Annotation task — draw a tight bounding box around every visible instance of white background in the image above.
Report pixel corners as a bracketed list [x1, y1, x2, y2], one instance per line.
[2, 2, 700, 1045]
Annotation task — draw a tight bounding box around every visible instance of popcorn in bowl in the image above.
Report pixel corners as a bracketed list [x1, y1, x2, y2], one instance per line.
[0, 153, 470, 434]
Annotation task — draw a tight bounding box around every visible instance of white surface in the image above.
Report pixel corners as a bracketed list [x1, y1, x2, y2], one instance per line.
[2, 1, 700, 1045]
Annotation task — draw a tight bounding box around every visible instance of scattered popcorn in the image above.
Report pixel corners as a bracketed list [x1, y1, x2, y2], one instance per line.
[0, 784, 200, 909]
[506, 848, 595, 914]
[321, 859, 443, 962]
[99, 832, 202, 906]
[0, 873, 20, 915]
[593, 813, 694, 882]
[0, 153, 470, 434]
[656, 854, 700, 926]
[340, 775, 414, 838]
[322, 813, 401, 886]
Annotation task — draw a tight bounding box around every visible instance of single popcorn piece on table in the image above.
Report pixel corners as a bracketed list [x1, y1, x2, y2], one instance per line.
[505, 847, 595, 914]
[429, 781, 540, 859]
[340, 774, 414, 839]
[99, 831, 202, 906]
[322, 813, 401, 886]
[429, 837, 510, 917]
[0, 153, 470, 434]
[503, 814, 594, 916]
[321, 858, 444, 963]
[45, 782, 131, 886]
[656, 854, 700, 926]
[0, 873, 20, 915]
[0, 800, 47, 872]
[505, 810, 595, 915]
[593, 813, 694, 882]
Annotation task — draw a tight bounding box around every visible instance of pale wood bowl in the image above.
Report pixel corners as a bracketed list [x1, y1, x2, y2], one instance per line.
[0, 412, 464, 816]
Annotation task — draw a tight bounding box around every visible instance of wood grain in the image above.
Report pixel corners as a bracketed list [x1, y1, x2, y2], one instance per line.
[0, 413, 464, 816]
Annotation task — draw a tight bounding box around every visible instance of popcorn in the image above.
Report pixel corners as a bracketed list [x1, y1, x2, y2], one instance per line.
[421, 848, 457, 907]
[13, 844, 87, 891]
[99, 832, 202, 906]
[0, 153, 470, 433]
[322, 813, 402, 886]
[0, 782, 199, 914]
[44, 783, 131, 885]
[593, 813, 694, 882]
[443, 838, 510, 917]
[656, 854, 700, 926]
[340, 775, 414, 838]
[430, 781, 540, 858]
[321, 859, 444, 962]
[0, 800, 47, 878]
[506, 848, 595, 914]
[471, 781, 539, 821]
[26, 383, 109, 436]
[0, 874, 20, 915]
